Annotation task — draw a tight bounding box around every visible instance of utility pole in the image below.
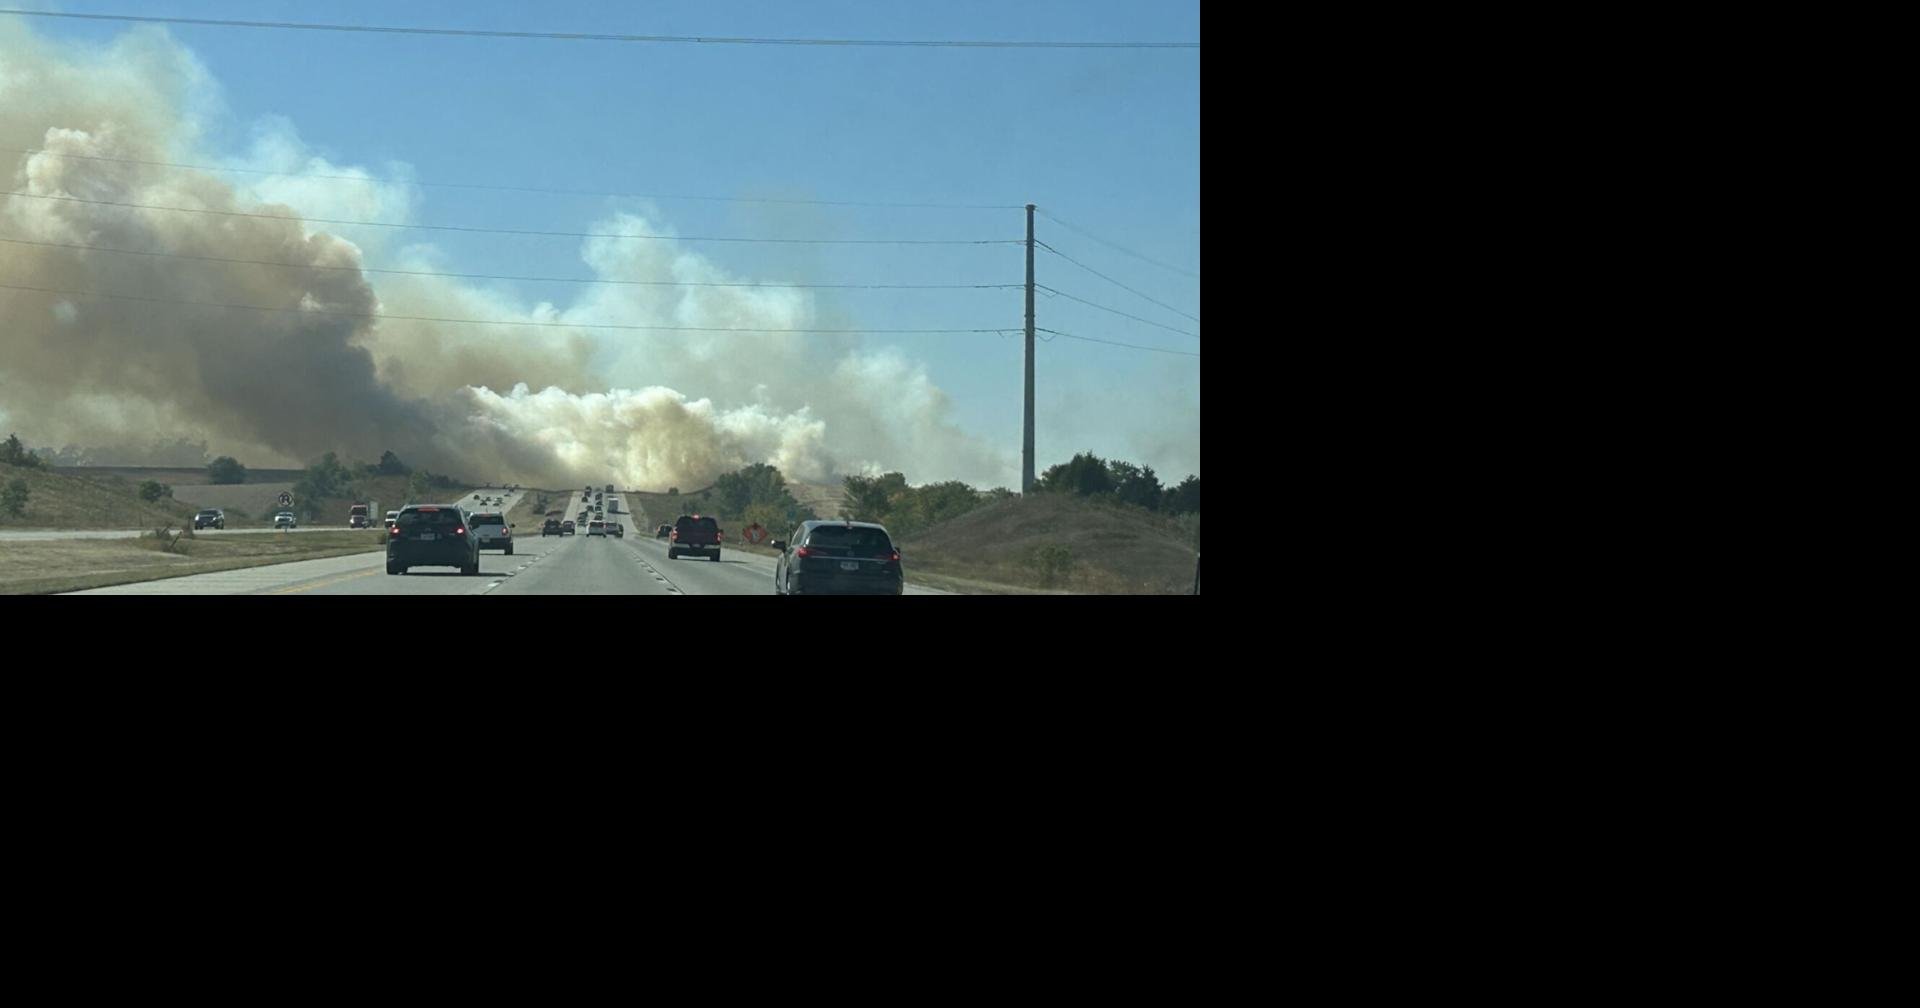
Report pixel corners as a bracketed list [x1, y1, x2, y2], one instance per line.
[1023, 203, 1036, 494]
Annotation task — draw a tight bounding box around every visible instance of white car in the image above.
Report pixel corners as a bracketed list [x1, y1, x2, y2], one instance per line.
[274, 511, 298, 529]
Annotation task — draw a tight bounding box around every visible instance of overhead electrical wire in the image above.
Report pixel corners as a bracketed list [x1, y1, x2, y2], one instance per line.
[0, 10, 1200, 48]
[0, 281, 1016, 334]
[0, 235, 1022, 290]
[1036, 327, 1199, 358]
[0, 147, 1025, 210]
[0, 191, 1020, 245]
[1036, 208, 1199, 279]
[1035, 240, 1198, 324]
[1035, 284, 1198, 339]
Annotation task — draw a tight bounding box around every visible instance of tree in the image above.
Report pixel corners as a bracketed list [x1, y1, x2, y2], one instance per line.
[1109, 461, 1164, 511]
[293, 451, 359, 519]
[841, 472, 908, 522]
[668, 487, 679, 496]
[138, 480, 173, 503]
[1, 434, 45, 469]
[1, 478, 27, 516]
[1162, 475, 1200, 515]
[207, 456, 248, 484]
[889, 481, 985, 537]
[375, 450, 410, 476]
[715, 463, 782, 517]
[406, 470, 431, 503]
[1037, 452, 1113, 497]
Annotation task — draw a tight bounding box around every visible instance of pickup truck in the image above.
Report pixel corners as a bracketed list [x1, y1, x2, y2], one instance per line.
[666, 514, 723, 561]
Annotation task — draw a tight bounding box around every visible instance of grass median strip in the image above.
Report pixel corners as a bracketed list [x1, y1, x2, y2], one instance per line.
[1, 530, 390, 595]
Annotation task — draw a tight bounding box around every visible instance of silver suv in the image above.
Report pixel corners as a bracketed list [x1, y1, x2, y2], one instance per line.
[469, 512, 514, 554]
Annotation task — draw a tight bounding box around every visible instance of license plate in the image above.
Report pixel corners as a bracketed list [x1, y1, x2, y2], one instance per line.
[839, 561, 860, 571]
[418, 532, 437, 541]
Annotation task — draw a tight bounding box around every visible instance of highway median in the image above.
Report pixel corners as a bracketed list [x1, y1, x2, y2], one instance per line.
[1, 529, 390, 595]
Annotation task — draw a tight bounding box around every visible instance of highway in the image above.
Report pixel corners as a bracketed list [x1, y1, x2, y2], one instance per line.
[65, 490, 951, 595]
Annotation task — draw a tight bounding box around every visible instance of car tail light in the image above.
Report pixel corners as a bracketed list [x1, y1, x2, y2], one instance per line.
[886, 550, 900, 562]
[389, 526, 400, 536]
[454, 526, 465, 535]
[795, 546, 813, 558]
[670, 530, 678, 540]
[502, 528, 511, 536]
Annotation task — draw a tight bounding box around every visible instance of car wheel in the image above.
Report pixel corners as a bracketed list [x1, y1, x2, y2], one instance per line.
[386, 561, 401, 575]
[505, 545, 514, 555]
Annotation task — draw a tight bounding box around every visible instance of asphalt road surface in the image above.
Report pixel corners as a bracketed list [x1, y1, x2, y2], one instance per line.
[67, 491, 951, 595]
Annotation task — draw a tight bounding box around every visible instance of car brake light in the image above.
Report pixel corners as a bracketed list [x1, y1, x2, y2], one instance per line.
[389, 526, 400, 536]
[454, 526, 465, 535]
[887, 550, 900, 562]
[795, 546, 813, 558]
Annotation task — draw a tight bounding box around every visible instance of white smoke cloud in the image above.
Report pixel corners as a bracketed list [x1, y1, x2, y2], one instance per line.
[0, 20, 1011, 488]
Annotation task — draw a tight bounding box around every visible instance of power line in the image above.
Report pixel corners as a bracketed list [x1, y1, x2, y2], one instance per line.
[0, 236, 1023, 291]
[1036, 328, 1199, 358]
[0, 147, 1024, 210]
[1035, 284, 1198, 339]
[1036, 241, 1198, 324]
[0, 281, 1015, 334]
[1036, 208, 1199, 279]
[0, 191, 1021, 245]
[0, 10, 1200, 48]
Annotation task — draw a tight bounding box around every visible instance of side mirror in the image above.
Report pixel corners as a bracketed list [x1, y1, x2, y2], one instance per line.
[769, 540, 787, 552]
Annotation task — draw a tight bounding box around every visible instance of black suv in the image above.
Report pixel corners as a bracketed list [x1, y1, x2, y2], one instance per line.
[772, 521, 904, 595]
[542, 518, 563, 536]
[192, 508, 225, 530]
[667, 514, 722, 561]
[386, 504, 481, 575]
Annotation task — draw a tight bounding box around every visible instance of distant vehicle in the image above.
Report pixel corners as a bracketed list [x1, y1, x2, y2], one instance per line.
[772, 521, 904, 595]
[607, 521, 624, 538]
[192, 508, 226, 530]
[386, 504, 481, 576]
[562, 520, 576, 535]
[274, 511, 298, 529]
[605, 484, 614, 494]
[667, 514, 722, 561]
[656, 523, 671, 538]
[348, 503, 371, 528]
[470, 512, 514, 554]
[542, 518, 563, 536]
[588, 519, 606, 537]
[385, 510, 400, 531]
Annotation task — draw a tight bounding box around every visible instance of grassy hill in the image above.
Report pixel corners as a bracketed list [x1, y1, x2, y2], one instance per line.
[900, 494, 1199, 594]
[0, 464, 199, 529]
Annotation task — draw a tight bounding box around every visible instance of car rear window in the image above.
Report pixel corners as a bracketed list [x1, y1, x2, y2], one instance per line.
[806, 526, 894, 553]
[399, 508, 463, 528]
[675, 516, 718, 531]
[471, 514, 505, 526]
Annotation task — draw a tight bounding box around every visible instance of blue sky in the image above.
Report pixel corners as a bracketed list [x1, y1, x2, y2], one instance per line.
[5, 1, 1199, 486]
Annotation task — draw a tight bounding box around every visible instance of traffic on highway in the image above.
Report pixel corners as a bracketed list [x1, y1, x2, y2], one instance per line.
[67, 485, 947, 595]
